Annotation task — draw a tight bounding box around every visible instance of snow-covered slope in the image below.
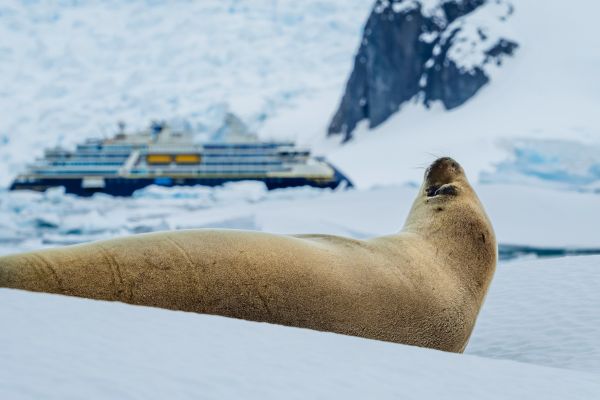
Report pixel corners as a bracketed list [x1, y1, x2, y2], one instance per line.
[326, 0, 600, 188]
[1, 255, 600, 399]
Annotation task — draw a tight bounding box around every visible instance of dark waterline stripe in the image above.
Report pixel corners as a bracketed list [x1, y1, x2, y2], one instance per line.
[499, 244, 600, 261]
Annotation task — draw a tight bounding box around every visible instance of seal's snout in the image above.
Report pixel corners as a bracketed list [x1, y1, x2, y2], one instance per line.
[425, 157, 463, 184]
[423, 157, 465, 197]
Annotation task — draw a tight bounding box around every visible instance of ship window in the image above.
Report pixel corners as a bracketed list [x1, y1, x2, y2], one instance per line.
[147, 154, 173, 164]
[175, 154, 201, 164]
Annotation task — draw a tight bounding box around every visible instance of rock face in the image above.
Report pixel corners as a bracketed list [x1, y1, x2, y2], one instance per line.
[329, 0, 518, 141]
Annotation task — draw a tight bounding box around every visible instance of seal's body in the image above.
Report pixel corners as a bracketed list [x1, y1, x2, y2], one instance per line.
[0, 158, 496, 352]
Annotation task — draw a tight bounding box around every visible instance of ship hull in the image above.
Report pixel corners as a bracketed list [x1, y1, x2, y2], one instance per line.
[10, 168, 352, 197]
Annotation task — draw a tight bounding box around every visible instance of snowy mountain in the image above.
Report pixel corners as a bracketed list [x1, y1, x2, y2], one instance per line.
[325, 0, 600, 189]
[329, 0, 518, 140]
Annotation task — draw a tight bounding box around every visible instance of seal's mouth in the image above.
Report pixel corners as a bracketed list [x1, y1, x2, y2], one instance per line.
[424, 157, 464, 197]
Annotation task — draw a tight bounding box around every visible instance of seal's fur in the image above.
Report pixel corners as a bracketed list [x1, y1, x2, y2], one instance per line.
[0, 157, 496, 352]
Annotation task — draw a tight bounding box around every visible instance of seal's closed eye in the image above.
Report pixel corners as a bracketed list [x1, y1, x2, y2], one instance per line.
[426, 184, 458, 197]
[435, 184, 458, 196]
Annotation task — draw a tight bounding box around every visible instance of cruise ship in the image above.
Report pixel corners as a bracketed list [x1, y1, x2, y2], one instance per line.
[10, 122, 352, 196]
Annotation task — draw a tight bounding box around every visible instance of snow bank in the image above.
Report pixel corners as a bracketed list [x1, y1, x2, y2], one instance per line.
[468, 255, 600, 373]
[1, 259, 600, 399]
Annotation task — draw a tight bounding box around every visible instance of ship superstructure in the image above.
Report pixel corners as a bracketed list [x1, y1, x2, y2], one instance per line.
[10, 124, 351, 196]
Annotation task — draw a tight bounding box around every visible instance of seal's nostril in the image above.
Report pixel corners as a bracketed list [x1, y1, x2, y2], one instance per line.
[426, 186, 439, 197]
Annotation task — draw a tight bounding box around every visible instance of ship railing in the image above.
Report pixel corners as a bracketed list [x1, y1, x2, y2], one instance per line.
[202, 142, 294, 150]
[33, 170, 120, 176]
[128, 166, 290, 175]
[128, 170, 291, 176]
[201, 155, 284, 160]
[28, 165, 122, 173]
[69, 150, 136, 156]
[76, 144, 135, 152]
[54, 153, 132, 159]
[201, 151, 289, 157]
[39, 161, 125, 166]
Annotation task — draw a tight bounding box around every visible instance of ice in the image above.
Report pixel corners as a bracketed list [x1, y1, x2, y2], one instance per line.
[467, 255, 600, 373]
[133, 181, 268, 205]
[1, 180, 599, 256]
[481, 139, 600, 192]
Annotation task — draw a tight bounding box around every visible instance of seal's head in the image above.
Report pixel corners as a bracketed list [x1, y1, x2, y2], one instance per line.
[404, 157, 497, 288]
[406, 157, 477, 222]
[423, 157, 466, 199]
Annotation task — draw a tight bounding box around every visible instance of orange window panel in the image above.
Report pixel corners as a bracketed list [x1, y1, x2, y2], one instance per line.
[175, 154, 201, 164]
[147, 154, 173, 164]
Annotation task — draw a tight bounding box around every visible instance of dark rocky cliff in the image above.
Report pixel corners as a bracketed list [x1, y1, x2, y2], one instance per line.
[329, 0, 518, 141]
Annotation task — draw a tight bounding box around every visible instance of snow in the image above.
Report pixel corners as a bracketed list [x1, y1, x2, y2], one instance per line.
[467, 255, 600, 373]
[2, 181, 599, 256]
[1, 254, 600, 398]
[444, 0, 516, 72]
[387, 0, 446, 22]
